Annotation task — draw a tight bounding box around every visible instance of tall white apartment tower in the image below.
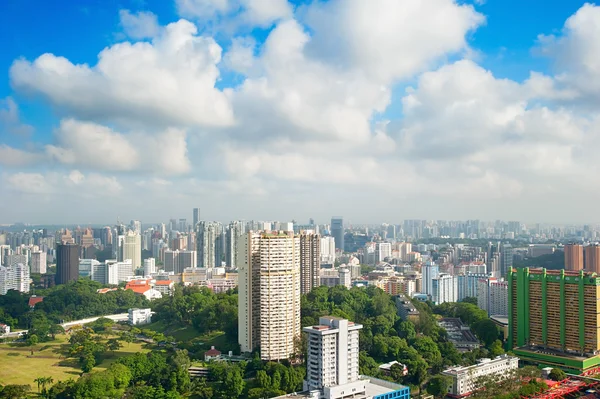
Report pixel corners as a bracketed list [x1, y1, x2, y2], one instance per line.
[238, 231, 301, 361]
[31, 251, 47, 274]
[303, 316, 362, 392]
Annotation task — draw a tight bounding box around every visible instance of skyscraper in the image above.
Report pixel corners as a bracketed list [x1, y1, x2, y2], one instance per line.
[564, 243, 584, 271]
[500, 242, 513, 278]
[31, 251, 47, 274]
[238, 231, 301, 360]
[193, 208, 200, 229]
[331, 217, 344, 252]
[56, 243, 80, 285]
[197, 221, 219, 268]
[226, 221, 245, 268]
[300, 231, 320, 295]
[121, 231, 141, 271]
[584, 244, 600, 274]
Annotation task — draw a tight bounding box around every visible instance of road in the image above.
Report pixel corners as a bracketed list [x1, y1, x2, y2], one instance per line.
[1, 313, 130, 339]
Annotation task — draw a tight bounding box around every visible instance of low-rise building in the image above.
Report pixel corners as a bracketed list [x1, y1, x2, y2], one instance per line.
[395, 296, 420, 323]
[204, 346, 221, 361]
[0, 323, 10, 334]
[438, 318, 480, 352]
[442, 355, 519, 398]
[379, 361, 408, 376]
[154, 280, 174, 295]
[128, 308, 152, 326]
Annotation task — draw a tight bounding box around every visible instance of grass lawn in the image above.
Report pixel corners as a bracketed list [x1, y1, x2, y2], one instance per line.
[0, 335, 149, 387]
[145, 320, 199, 342]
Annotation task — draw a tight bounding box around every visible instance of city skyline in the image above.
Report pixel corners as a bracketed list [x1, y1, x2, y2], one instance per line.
[1, 1, 600, 223]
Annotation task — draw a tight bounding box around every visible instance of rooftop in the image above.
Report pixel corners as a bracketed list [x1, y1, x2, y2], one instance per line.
[271, 376, 408, 399]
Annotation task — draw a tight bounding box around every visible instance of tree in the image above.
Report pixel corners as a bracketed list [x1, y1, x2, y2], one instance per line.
[489, 340, 505, 358]
[107, 338, 122, 354]
[48, 324, 64, 340]
[397, 321, 416, 342]
[548, 368, 567, 381]
[0, 384, 30, 399]
[427, 375, 452, 398]
[26, 334, 39, 346]
[473, 319, 500, 347]
[461, 297, 478, 305]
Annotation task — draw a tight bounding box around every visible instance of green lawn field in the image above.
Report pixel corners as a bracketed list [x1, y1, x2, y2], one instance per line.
[0, 335, 149, 387]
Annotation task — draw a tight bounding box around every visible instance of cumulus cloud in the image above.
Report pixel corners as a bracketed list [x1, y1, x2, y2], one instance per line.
[119, 9, 160, 39]
[304, 0, 485, 83]
[0, 145, 43, 167]
[45, 119, 190, 175]
[0, 96, 34, 136]
[10, 20, 233, 128]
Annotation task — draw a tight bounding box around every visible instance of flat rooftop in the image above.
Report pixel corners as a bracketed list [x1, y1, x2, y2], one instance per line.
[271, 377, 408, 399]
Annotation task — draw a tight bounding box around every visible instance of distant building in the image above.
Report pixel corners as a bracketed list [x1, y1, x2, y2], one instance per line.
[477, 277, 508, 317]
[442, 355, 519, 398]
[0, 323, 10, 334]
[331, 217, 344, 252]
[584, 244, 600, 274]
[379, 361, 408, 377]
[527, 244, 556, 258]
[56, 243, 80, 285]
[128, 308, 152, 325]
[0, 263, 30, 295]
[564, 243, 584, 271]
[300, 231, 320, 295]
[320, 236, 336, 264]
[204, 346, 221, 361]
[438, 318, 480, 352]
[395, 296, 420, 323]
[31, 251, 47, 274]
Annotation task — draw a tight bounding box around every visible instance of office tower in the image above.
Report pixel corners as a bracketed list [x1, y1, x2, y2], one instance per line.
[179, 250, 197, 272]
[500, 243, 513, 278]
[320, 236, 336, 264]
[0, 263, 30, 295]
[101, 226, 112, 246]
[331, 217, 344, 252]
[81, 228, 95, 249]
[238, 231, 301, 360]
[477, 277, 508, 316]
[304, 316, 362, 391]
[79, 259, 100, 279]
[193, 208, 200, 229]
[584, 244, 600, 274]
[31, 251, 47, 274]
[121, 231, 141, 271]
[564, 243, 584, 271]
[164, 250, 179, 273]
[60, 229, 75, 244]
[300, 231, 320, 295]
[226, 221, 245, 268]
[144, 258, 156, 276]
[198, 221, 219, 268]
[508, 267, 600, 372]
[56, 243, 80, 285]
[130, 220, 141, 235]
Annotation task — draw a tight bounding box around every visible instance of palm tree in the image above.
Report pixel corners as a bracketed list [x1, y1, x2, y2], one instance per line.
[33, 377, 43, 393]
[34, 376, 53, 398]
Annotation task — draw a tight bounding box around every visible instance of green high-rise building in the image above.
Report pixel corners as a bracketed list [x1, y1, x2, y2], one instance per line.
[509, 267, 600, 373]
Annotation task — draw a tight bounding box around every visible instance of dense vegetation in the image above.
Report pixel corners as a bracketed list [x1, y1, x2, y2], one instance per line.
[513, 250, 565, 270]
[0, 280, 148, 331]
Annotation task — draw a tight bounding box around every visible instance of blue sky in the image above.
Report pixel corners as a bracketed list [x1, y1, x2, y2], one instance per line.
[0, 0, 599, 224]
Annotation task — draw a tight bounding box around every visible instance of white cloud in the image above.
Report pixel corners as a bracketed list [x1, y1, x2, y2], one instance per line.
[45, 119, 191, 175]
[10, 20, 233, 128]
[119, 9, 160, 39]
[5, 172, 52, 194]
[240, 0, 293, 27]
[0, 145, 43, 167]
[0, 96, 34, 136]
[175, 0, 231, 19]
[304, 0, 485, 83]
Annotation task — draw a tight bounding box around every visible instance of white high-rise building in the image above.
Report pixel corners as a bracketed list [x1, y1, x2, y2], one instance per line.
[5, 254, 27, 268]
[432, 274, 457, 305]
[238, 231, 301, 360]
[144, 258, 156, 276]
[457, 273, 488, 302]
[377, 242, 392, 262]
[339, 267, 351, 289]
[107, 260, 133, 285]
[31, 251, 47, 274]
[477, 278, 509, 316]
[91, 261, 108, 284]
[120, 231, 141, 270]
[303, 317, 363, 397]
[0, 264, 30, 295]
[198, 222, 219, 268]
[79, 259, 100, 279]
[422, 262, 439, 296]
[320, 236, 336, 264]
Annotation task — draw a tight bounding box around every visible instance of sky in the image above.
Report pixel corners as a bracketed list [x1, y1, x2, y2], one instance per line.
[0, 0, 598, 225]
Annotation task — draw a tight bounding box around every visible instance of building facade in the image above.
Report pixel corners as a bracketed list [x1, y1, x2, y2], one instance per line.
[509, 267, 600, 372]
[238, 231, 301, 361]
[564, 243, 584, 271]
[31, 251, 47, 274]
[0, 264, 30, 295]
[331, 217, 344, 252]
[477, 277, 508, 317]
[56, 243, 80, 285]
[442, 355, 519, 398]
[584, 244, 600, 274]
[300, 231, 320, 295]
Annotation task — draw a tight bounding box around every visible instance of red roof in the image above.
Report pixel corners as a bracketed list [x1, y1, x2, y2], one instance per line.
[205, 347, 221, 356]
[28, 296, 44, 307]
[125, 280, 152, 294]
